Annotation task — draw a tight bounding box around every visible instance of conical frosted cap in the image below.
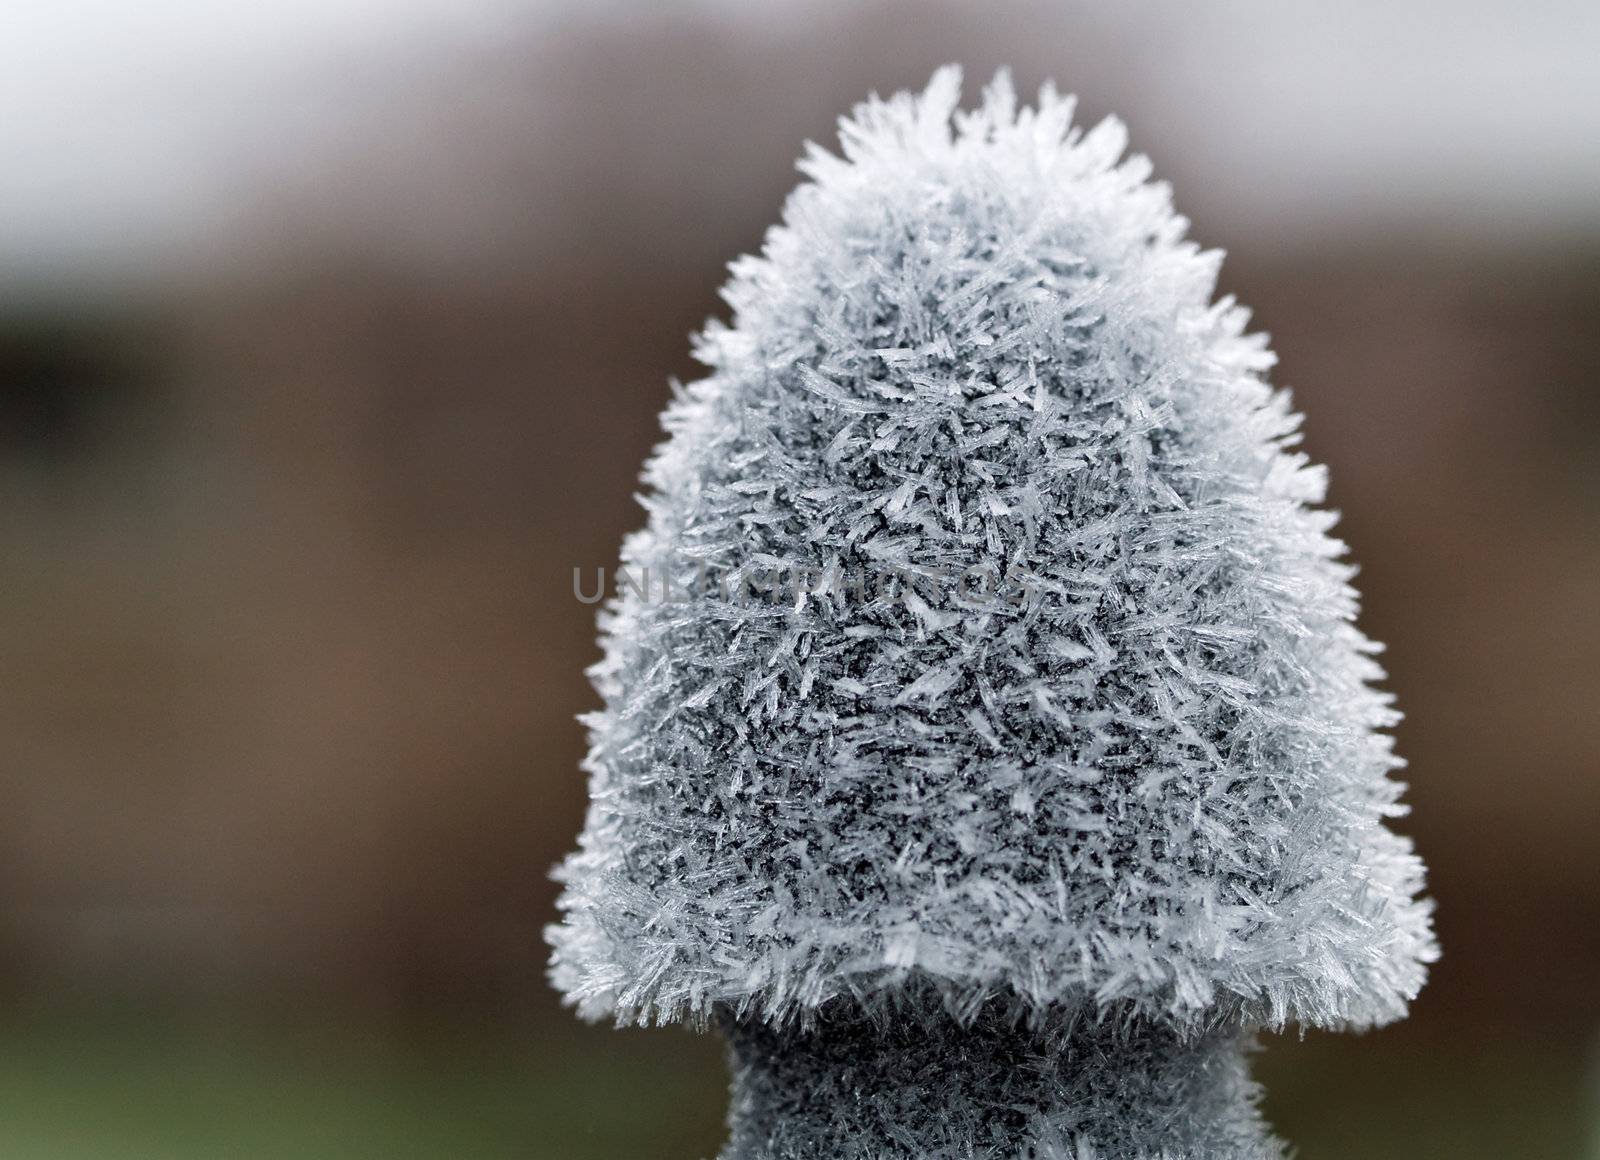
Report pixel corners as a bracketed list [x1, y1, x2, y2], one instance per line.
[548, 68, 1435, 1031]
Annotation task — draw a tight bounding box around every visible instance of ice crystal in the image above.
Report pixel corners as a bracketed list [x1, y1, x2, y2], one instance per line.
[549, 66, 1435, 1158]
[723, 994, 1279, 1160]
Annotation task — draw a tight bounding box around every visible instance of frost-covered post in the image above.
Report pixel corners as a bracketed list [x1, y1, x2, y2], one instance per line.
[549, 68, 1435, 1159]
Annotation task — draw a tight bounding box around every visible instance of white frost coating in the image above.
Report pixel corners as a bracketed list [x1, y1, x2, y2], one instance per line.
[548, 67, 1435, 1155]
[720, 998, 1282, 1159]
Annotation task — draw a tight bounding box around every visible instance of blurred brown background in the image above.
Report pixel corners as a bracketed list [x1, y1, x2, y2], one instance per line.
[1, 2, 1597, 1156]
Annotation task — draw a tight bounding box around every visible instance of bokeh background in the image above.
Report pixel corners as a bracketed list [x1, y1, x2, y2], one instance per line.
[3, 2, 1598, 1156]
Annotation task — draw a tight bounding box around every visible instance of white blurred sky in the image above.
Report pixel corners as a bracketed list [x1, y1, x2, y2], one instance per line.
[2, 0, 1598, 291]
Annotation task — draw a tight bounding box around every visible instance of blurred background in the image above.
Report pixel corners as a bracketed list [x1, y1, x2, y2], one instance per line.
[2, 1, 1597, 1156]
